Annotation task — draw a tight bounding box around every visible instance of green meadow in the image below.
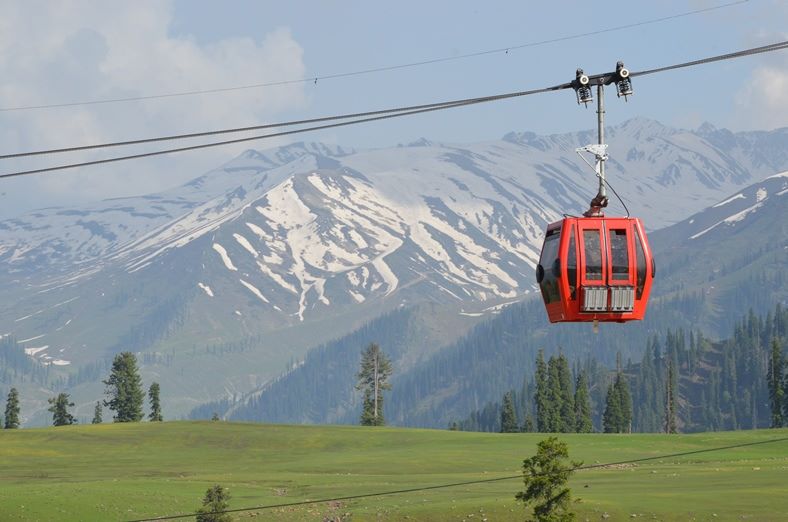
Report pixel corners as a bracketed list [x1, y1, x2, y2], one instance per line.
[1, 422, 786, 521]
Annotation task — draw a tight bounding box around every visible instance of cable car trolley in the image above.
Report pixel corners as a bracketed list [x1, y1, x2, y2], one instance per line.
[536, 63, 654, 325]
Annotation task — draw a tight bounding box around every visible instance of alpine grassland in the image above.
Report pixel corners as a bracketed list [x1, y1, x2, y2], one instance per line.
[1, 422, 786, 521]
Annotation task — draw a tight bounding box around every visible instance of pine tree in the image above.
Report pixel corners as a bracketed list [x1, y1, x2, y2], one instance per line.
[356, 343, 392, 426]
[603, 383, 621, 433]
[195, 484, 232, 522]
[574, 371, 593, 433]
[546, 356, 564, 432]
[602, 372, 632, 434]
[665, 357, 678, 434]
[47, 393, 76, 426]
[148, 382, 163, 422]
[4, 388, 20, 429]
[103, 352, 144, 422]
[92, 401, 103, 424]
[501, 391, 519, 433]
[616, 373, 633, 433]
[784, 358, 788, 425]
[767, 337, 784, 428]
[556, 354, 575, 433]
[534, 350, 551, 432]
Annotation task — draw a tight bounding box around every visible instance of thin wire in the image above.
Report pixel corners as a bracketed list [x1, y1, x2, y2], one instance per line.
[126, 436, 788, 522]
[0, 0, 750, 113]
[0, 87, 569, 160]
[3, 38, 787, 180]
[603, 177, 631, 218]
[0, 85, 566, 180]
[3, 37, 787, 163]
[631, 40, 788, 78]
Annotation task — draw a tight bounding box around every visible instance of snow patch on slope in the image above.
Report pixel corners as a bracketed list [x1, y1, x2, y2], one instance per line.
[713, 193, 745, 207]
[240, 278, 269, 303]
[212, 243, 238, 271]
[24, 346, 48, 356]
[234, 233, 258, 258]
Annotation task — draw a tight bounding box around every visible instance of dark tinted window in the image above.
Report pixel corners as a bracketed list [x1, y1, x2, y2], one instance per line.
[610, 229, 629, 280]
[635, 228, 647, 298]
[539, 229, 561, 304]
[567, 226, 577, 299]
[583, 230, 602, 280]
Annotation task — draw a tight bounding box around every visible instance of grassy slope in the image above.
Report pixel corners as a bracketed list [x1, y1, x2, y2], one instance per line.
[0, 422, 786, 521]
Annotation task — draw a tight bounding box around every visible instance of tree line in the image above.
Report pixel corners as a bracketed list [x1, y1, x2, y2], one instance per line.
[2, 351, 163, 428]
[488, 350, 632, 434]
[456, 304, 787, 434]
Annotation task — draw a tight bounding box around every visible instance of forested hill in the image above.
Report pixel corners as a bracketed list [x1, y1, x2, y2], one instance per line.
[458, 304, 787, 433]
[205, 288, 710, 427]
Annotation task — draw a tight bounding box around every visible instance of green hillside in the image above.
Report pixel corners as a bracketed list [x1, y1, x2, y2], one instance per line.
[1, 422, 786, 521]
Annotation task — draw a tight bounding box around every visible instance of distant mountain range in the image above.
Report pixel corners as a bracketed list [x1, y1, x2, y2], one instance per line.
[218, 172, 787, 428]
[1, 118, 786, 425]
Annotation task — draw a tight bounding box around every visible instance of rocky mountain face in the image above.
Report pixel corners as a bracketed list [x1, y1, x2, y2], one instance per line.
[1, 118, 786, 424]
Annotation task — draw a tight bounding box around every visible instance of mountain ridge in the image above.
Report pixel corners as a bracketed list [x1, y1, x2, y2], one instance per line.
[2, 118, 787, 424]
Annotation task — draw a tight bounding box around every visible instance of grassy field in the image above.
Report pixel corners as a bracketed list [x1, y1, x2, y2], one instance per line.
[1, 422, 786, 521]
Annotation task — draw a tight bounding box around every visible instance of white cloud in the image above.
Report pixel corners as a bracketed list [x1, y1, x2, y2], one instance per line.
[0, 1, 307, 218]
[732, 19, 788, 132]
[736, 64, 788, 131]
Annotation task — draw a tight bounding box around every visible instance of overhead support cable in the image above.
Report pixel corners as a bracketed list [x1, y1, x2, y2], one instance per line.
[0, 0, 750, 113]
[0, 86, 566, 180]
[0, 86, 569, 161]
[631, 40, 788, 78]
[1, 39, 787, 180]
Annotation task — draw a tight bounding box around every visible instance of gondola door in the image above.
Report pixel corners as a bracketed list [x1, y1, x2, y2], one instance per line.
[604, 222, 637, 313]
[577, 220, 608, 313]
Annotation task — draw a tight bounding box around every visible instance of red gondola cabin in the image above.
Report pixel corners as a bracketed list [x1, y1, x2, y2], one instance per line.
[536, 216, 654, 323]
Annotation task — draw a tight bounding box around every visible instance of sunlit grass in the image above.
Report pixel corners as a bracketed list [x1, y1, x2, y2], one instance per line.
[1, 422, 786, 521]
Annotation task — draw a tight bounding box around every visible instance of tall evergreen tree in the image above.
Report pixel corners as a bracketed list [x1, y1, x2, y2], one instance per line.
[47, 393, 76, 426]
[523, 414, 535, 433]
[603, 373, 632, 433]
[617, 373, 633, 433]
[574, 371, 593, 433]
[92, 401, 103, 424]
[500, 391, 519, 433]
[534, 350, 551, 432]
[784, 352, 788, 425]
[767, 337, 784, 428]
[148, 382, 163, 422]
[4, 388, 21, 429]
[556, 354, 575, 433]
[603, 383, 621, 433]
[546, 356, 564, 432]
[665, 357, 678, 434]
[355, 343, 392, 426]
[103, 352, 144, 422]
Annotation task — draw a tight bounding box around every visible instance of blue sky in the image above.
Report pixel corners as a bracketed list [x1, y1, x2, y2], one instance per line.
[0, 0, 786, 217]
[170, 0, 787, 143]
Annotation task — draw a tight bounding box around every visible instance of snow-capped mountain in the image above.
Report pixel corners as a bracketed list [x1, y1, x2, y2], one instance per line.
[649, 170, 788, 318]
[2, 118, 787, 421]
[210, 173, 788, 428]
[651, 170, 787, 245]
